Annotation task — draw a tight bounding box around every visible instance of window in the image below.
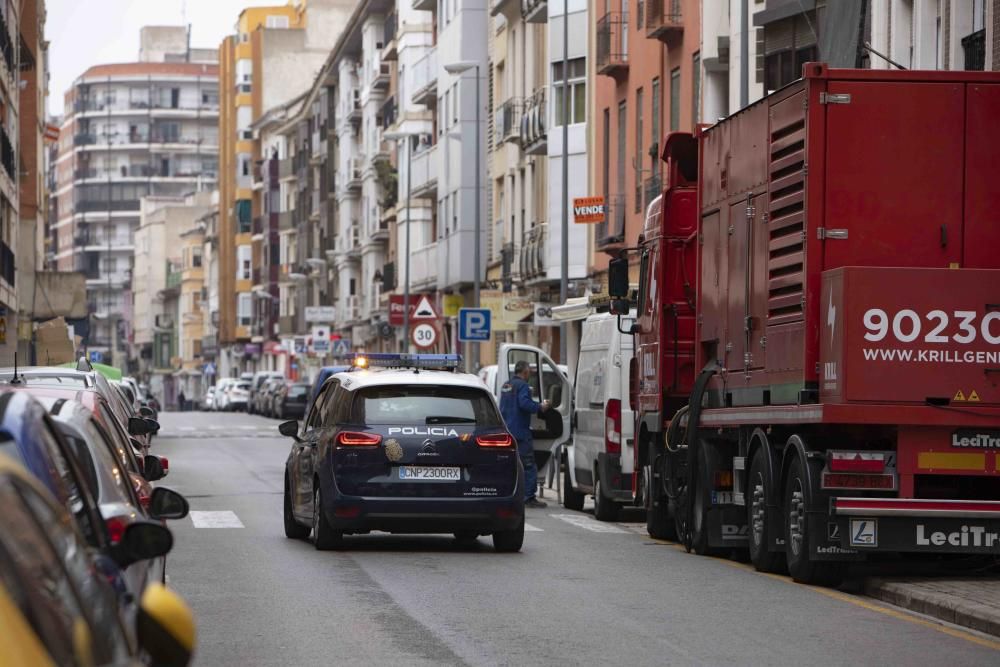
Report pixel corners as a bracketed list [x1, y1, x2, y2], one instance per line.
[552, 58, 587, 125]
[191, 247, 203, 268]
[764, 46, 816, 92]
[202, 89, 219, 106]
[692, 53, 701, 125]
[238, 293, 253, 327]
[266, 15, 290, 28]
[651, 77, 661, 165]
[350, 385, 502, 427]
[237, 245, 252, 281]
[236, 199, 252, 234]
[669, 68, 680, 132]
[635, 87, 644, 212]
[616, 101, 626, 197]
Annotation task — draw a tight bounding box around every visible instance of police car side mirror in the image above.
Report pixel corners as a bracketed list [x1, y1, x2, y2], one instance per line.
[279, 420, 301, 441]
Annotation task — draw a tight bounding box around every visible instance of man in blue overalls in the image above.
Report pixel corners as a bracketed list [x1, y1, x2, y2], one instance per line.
[499, 360, 550, 508]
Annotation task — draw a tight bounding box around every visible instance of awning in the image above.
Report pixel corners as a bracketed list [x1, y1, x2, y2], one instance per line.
[551, 297, 593, 322]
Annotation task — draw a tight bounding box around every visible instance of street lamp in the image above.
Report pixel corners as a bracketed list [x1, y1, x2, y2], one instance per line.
[383, 128, 419, 352]
[443, 60, 482, 372]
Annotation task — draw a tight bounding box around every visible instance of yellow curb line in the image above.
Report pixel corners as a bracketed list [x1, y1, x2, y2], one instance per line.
[642, 540, 1000, 652]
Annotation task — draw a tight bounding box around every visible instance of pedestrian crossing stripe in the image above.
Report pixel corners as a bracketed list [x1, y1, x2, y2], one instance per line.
[524, 523, 543, 532]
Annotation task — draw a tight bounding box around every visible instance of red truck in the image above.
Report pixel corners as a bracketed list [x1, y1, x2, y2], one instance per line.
[608, 64, 1000, 585]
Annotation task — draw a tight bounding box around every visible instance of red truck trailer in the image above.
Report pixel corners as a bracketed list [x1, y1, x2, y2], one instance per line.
[609, 64, 1000, 585]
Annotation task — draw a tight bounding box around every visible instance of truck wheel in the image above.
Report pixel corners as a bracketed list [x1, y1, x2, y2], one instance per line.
[645, 463, 677, 540]
[593, 472, 620, 522]
[562, 462, 585, 511]
[747, 449, 784, 573]
[678, 444, 721, 556]
[783, 456, 846, 586]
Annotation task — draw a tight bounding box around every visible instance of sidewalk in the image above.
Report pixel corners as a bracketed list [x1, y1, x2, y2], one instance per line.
[864, 576, 1000, 638]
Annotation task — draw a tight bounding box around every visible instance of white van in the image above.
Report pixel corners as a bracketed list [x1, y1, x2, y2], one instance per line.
[562, 312, 635, 521]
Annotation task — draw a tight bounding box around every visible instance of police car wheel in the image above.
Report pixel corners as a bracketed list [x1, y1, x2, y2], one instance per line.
[492, 517, 525, 553]
[783, 455, 846, 586]
[284, 475, 310, 540]
[312, 486, 344, 551]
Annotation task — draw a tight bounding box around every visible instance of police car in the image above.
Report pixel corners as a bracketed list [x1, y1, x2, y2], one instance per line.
[280, 354, 525, 552]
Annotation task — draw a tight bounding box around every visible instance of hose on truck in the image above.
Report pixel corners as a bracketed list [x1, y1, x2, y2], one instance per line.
[674, 363, 720, 552]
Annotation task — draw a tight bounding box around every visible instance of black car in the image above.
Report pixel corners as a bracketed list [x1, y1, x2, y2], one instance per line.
[281, 354, 525, 552]
[273, 382, 310, 420]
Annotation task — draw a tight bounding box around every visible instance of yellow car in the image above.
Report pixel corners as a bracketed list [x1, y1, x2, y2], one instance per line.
[0, 454, 195, 666]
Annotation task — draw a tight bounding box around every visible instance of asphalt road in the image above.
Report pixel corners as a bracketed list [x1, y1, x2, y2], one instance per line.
[155, 411, 1000, 666]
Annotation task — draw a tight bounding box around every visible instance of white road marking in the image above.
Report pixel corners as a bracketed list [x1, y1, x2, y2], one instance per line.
[549, 513, 627, 533]
[190, 511, 244, 528]
[178, 426, 196, 431]
[524, 523, 544, 532]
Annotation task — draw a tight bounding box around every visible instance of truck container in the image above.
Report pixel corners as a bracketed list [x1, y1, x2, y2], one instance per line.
[612, 64, 1000, 584]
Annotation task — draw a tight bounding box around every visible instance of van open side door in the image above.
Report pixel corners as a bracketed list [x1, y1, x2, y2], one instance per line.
[497, 344, 572, 472]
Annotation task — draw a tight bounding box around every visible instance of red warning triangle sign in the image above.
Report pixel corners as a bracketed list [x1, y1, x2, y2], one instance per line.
[411, 295, 438, 320]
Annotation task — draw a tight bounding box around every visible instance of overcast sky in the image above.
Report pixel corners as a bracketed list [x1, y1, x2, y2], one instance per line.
[47, 0, 285, 117]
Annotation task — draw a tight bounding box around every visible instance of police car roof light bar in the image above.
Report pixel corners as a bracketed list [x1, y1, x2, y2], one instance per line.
[349, 353, 463, 371]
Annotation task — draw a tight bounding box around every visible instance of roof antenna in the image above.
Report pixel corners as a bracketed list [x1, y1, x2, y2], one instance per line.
[10, 352, 22, 385]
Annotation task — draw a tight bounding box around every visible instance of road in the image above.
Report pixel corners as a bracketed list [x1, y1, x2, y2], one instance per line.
[155, 411, 1000, 666]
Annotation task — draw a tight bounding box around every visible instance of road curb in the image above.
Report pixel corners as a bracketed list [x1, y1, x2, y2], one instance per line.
[864, 577, 1000, 638]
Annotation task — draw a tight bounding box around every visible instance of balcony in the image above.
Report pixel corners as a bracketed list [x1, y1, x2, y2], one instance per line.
[521, 0, 547, 23]
[410, 243, 438, 290]
[278, 210, 294, 231]
[412, 48, 438, 107]
[490, 0, 517, 16]
[643, 172, 662, 210]
[500, 242, 517, 291]
[963, 29, 985, 71]
[379, 96, 397, 131]
[278, 158, 294, 180]
[345, 159, 363, 192]
[346, 93, 362, 125]
[412, 0, 434, 12]
[520, 89, 547, 155]
[382, 12, 398, 62]
[596, 12, 629, 78]
[646, 0, 683, 42]
[373, 62, 391, 91]
[0, 241, 14, 287]
[595, 194, 627, 252]
[0, 123, 13, 182]
[520, 223, 547, 281]
[409, 144, 438, 199]
[495, 98, 522, 146]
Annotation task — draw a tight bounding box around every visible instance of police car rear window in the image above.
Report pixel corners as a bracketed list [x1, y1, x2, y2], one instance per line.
[351, 386, 501, 427]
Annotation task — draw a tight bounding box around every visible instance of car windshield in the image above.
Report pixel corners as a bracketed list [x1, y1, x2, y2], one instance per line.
[351, 385, 502, 427]
[236, 382, 251, 390]
[289, 385, 308, 397]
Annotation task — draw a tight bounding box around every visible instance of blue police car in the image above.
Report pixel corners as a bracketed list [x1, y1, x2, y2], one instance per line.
[280, 354, 525, 552]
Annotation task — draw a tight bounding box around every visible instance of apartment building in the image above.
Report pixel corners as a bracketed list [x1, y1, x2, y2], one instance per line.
[0, 0, 21, 365]
[590, 0, 701, 285]
[176, 220, 206, 399]
[216, 0, 354, 379]
[52, 26, 219, 367]
[484, 0, 591, 365]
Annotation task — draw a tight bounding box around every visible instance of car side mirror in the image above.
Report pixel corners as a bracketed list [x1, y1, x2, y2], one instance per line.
[149, 487, 189, 520]
[137, 584, 195, 667]
[139, 406, 154, 418]
[115, 521, 174, 568]
[279, 420, 301, 441]
[608, 256, 630, 298]
[145, 418, 160, 433]
[129, 417, 152, 436]
[143, 455, 165, 482]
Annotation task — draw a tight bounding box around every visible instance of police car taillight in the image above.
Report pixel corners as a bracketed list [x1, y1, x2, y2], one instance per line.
[476, 433, 514, 448]
[336, 431, 382, 447]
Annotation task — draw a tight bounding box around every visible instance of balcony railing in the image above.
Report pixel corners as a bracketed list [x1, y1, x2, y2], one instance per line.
[410, 243, 438, 289]
[595, 194, 627, 250]
[380, 96, 397, 130]
[0, 12, 15, 74]
[520, 223, 547, 280]
[596, 12, 629, 77]
[520, 89, 547, 155]
[962, 29, 985, 71]
[646, 0, 683, 41]
[0, 124, 13, 181]
[412, 48, 438, 106]
[521, 0, 548, 23]
[383, 12, 398, 61]
[495, 98, 522, 146]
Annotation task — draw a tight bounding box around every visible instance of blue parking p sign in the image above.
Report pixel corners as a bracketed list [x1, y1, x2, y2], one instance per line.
[458, 308, 491, 342]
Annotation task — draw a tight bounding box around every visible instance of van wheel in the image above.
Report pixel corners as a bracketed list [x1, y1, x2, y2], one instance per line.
[593, 472, 620, 522]
[747, 449, 784, 573]
[562, 462, 585, 511]
[784, 455, 846, 586]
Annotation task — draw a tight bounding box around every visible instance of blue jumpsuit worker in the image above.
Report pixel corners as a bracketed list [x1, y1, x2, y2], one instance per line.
[499, 360, 550, 508]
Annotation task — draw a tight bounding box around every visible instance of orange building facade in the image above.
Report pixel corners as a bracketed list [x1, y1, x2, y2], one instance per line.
[590, 0, 701, 281]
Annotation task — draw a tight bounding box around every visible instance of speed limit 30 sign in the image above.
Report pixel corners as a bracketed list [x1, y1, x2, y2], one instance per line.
[411, 323, 438, 349]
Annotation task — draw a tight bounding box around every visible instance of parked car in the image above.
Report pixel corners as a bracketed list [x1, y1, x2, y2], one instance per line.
[214, 378, 235, 411]
[249, 371, 284, 414]
[202, 386, 216, 411]
[228, 380, 252, 412]
[273, 382, 310, 420]
[561, 312, 636, 520]
[306, 365, 351, 417]
[260, 377, 286, 417]
[0, 453, 195, 666]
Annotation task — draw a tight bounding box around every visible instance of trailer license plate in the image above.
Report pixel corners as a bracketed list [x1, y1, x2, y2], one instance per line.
[398, 466, 461, 481]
